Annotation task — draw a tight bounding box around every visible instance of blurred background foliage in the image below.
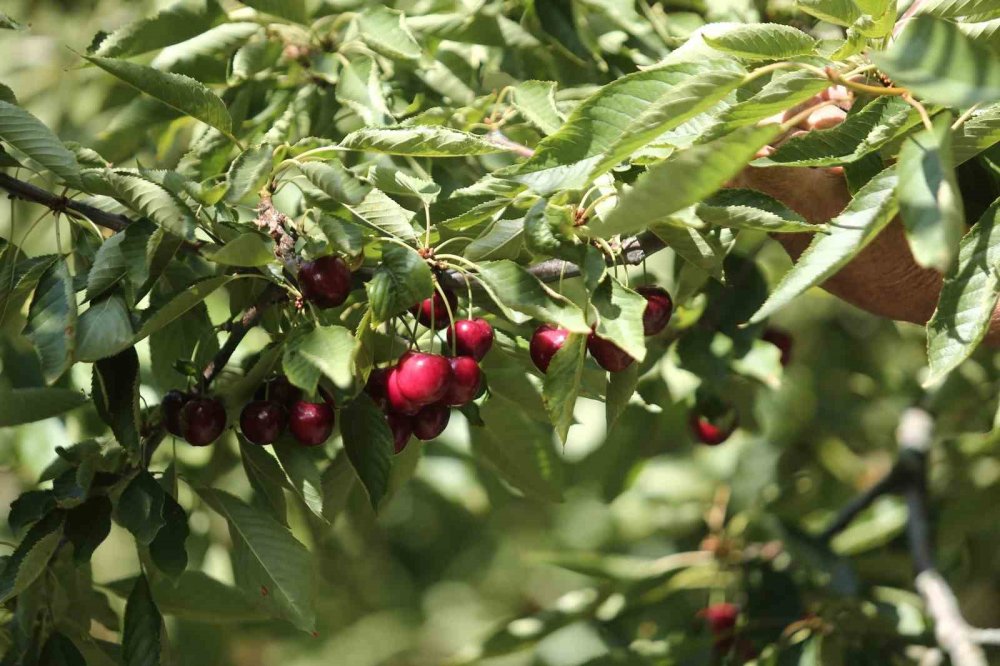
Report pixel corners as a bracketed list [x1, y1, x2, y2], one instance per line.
[2, 1, 1000, 665]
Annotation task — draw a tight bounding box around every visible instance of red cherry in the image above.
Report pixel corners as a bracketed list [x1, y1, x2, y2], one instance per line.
[386, 413, 413, 454]
[240, 400, 286, 446]
[762, 328, 793, 367]
[587, 332, 634, 372]
[180, 397, 227, 446]
[162, 390, 190, 437]
[299, 255, 352, 309]
[386, 367, 420, 415]
[395, 352, 453, 407]
[689, 412, 737, 446]
[700, 603, 739, 652]
[636, 286, 673, 336]
[288, 400, 335, 446]
[530, 324, 569, 373]
[364, 367, 390, 410]
[412, 404, 451, 441]
[442, 356, 482, 407]
[447, 319, 494, 361]
[411, 289, 457, 329]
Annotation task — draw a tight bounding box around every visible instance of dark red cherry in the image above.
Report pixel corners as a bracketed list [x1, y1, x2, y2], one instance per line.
[530, 324, 569, 373]
[364, 367, 390, 410]
[689, 412, 737, 446]
[240, 400, 286, 446]
[395, 352, 453, 406]
[447, 319, 494, 361]
[288, 400, 335, 447]
[162, 390, 190, 437]
[256, 376, 302, 407]
[386, 413, 413, 454]
[701, 603, 739, 635]
[412, 404, 451, 441]
[442, 356, 482, 407]
[587, 332, 634, 372]
[386, 367, 420, 415]
[411, 289, 457, 329]
[180, 397, 227, 446]
[762, 328, 793, 367]
[299, 255, 352, 309]
[636, 285, 673, 336]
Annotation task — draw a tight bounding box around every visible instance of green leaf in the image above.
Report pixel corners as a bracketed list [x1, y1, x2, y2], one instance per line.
[93, 0, 225, 58]
[0, 101, 80, 184]
[9, 491, 56, 532]
[898, 115, 965, 272]
[237, 0, 306, 23]
[240, 439, 289, 525]
[107, 572, 269, 624]
[116, 472, 167, 546]
[606, 364, 639, 432]
[365, 244, 434, 327]
[340, 127, 505, 157]
[703, 24, 817, 59]
[0, 388, 87, 427]
[542, 333, 587, 444]
[357, 6, 422, 60]
[26, 259, 77, 384]
[477, 260, 590, 333]
[796, 0, 861, 25]
[282, 325, 358, 395]
[149, 494, 189, 579]
[710, 70, 827, 133]
[513, 80, 562, 135]
[135, 275, 240, 340]
[208, 233, 274, 267]
[0, 11, 23, 30]
[952, 103, 1000, 165]
[39, 633, 87, 666]
[465, 218, 525, 261]
[196, 488, 316, 632]
[272, 441, 327, 522]
[750, 168, 899, 323]
[926, 199, 1000, 384]
[76, 293, 134, 361]
[592, 125, 779, 238]
[225, 143, 275, 203]
[65, 496, 112, 564]
[0, 511, 63, 603]
[93, 347, 141, 450]
[97, 171, 198, 240]
[320, 452, 356, 523]
[122, 575, 162, 666]
[297, 160, 370, 207]
[697, 189, 818, 232]
[149, 302, 217, 392]
[84, 55, 233, 137]
[336, 56, 392, 127]
[345, 188, 419, 240]
[340, 394, 395, 510]
[873, 16, 1000, 107]
[923, 0, 1000, 20]
[591, 277, 647, 362]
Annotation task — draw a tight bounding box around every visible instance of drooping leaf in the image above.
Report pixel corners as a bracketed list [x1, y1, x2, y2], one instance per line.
[0, 101, 80, 184]
[272, 441, 327, 523]
[357, 6, 422, 60]
[0, 511, 64, 603]
[592, 125, 779, 238]
[237, 0, 307, 24]
[239, 439, 289, 525]
[340, 127, 506, 157]
[84, 55, 234, 137]
[926, 199, 1000, 384]
[339, 394, 395, 510]
[39, 633, 87, 666]
[365, 244, 434, 327]
[282, 325, 358, 395]
[750, 167, 899, 323]
[476, 260, 591, 333]
[64, 496, 112, 564]
[0, 387, 87, 427]
[898, 114, 965, 272]
[513, 80, 562, 135]
[149, 494, 189, 579]
[336, 55, 392, 128]
[116, 472, 167, 546]
[149, 301, 217, 392]
[606, 364, 639, 432]
[591, 277, 647, 362]
[225, 143, 275, 203]
[703, 24, 817, 59]
[196, 488, 316, 632]
[542, 332, 587, 444]
[76, 293, 134, 361]
[873, 15, 1000, 107]
[697, 189, 818, 232]
[93, 0, 225, 58]
[26, 259, 77, 384]
[92, 347, 141, 451]
[122, 575, 162, 666]
[107, 572, 269, 624]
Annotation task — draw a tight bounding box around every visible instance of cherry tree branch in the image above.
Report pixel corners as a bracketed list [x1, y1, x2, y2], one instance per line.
[0, 171, 132, 232]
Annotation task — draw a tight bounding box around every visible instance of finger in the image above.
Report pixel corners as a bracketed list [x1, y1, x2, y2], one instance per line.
[806, 105, 847, 130]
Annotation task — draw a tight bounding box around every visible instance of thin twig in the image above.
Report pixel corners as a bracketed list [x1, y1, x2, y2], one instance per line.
[0, 172, 132, 232]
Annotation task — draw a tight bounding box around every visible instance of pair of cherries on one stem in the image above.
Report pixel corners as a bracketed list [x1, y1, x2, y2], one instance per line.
[240, 378, 336, 447]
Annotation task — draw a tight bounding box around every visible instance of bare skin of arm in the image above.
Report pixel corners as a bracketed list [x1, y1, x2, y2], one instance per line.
[729, 95, 1000, 343]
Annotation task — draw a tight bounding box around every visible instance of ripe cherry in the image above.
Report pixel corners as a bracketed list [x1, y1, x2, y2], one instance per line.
[442, 356, 482, 407]
[412, 404, 451, 441]
[299, 255, 352, 309]
[530, 324, 569, 373]
[689, 412, 738, 446]
[364, 367, 390, 410]
[386, 367, 420, 415]
[395, 352, 453, 407]
[162, 390, 190, 437]
[288, 400, 335, 446]
[587, 332, 634, 372]
[448, 319, 494, 361]
[386, 413, 413, 454]
[700, 603, 740, 651]
[411, 289, 457, 329]
[636, 285, 673, 336]
[240, 400, 286, 446]
[180, 397, 227, 446]
[762, 328, 793, 367]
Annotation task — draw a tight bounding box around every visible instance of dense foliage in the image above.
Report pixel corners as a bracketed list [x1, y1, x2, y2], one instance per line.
[1, 0, 1000, 664]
